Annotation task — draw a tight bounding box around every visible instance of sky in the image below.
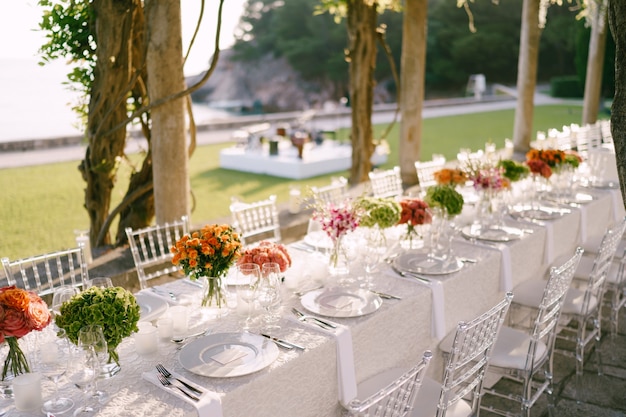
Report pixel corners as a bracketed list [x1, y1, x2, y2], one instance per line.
[2, 0, 246, 75]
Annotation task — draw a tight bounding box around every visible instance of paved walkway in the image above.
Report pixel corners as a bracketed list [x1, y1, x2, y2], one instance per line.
[0, 92, 580, 170]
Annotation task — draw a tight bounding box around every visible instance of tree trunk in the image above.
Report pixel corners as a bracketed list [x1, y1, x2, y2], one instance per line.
[399, 0, 428, 187]
[582, 3, 608, 125]
[608, 1, 626, 207]
[347, 0, 378, 185]
[512, 0, 542, 156]
[145, 0, 190, 223]
[80, 0, 134, 247]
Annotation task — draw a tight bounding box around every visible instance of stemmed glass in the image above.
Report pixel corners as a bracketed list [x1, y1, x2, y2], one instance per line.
[361, 243, 382, 289]
[69, 345, 100, 416]
[77, 325, 110, 404]
[306, 219, 327, 255]
[257, 263, 282, 331]
[38, 329, 74, 415]
[236, 263, 261, 330]
[51, 286, 79, 317]
[84, 277, 113, 289]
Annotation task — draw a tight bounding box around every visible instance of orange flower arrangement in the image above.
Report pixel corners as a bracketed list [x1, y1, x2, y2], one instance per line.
[525, 149, 566, 168]
[0, 286, 51, 379]
[171, 224, 242, 307]
[433, 168, 468, 186]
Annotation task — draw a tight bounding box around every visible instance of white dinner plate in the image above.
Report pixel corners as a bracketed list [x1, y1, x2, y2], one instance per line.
[393, 251, 463, 275]
[301, 288, 382, 318]
[303, 232, 334, 250]
[508, 202, 570, 221]
[179, 332, 279, 378]
[461, 224, 524, 242]
[135, 292, 169, 322]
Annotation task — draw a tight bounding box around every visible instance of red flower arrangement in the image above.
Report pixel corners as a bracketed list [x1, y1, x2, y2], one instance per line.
[237, 241, 292, 273]
[0, 286, 52, 379]
[398, 198, 432, 226]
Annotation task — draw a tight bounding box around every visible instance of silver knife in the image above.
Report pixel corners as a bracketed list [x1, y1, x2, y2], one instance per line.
[370, 290, 402, 300]
[261, 334, 305, 350]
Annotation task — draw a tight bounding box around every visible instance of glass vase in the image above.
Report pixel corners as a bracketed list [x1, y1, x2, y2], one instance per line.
[400, 224, 423, 250]
[200, 274, 232, 318]
[328, 235, 350, 277]
[428, 207, 451, 259]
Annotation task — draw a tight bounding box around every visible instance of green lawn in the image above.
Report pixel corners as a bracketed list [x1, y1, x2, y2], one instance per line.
[0, 104, 588, 260]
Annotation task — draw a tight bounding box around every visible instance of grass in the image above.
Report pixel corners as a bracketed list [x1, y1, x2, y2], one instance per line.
[0, 104, 588, 260]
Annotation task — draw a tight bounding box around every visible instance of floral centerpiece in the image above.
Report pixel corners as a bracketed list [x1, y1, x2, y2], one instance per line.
[54, 286, 139, 366]
[497, 159, 530, 182]
[237, 241, 292, 273]
[433, 168, 468, 187]
[171, 224, 242, 307]
[0, 286, 51, 380]
[423, 185, 464, 216]
[354, 196, 402, 248]
[525, 148, 567, 178]
[312, 201, 360, 274]
[397, 198, 432, 249]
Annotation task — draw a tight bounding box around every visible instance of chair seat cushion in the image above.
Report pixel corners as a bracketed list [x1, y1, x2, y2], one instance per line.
[409, 377, 472, 417]
[489, 326, 547, 370]
[512, 279, 598, 315]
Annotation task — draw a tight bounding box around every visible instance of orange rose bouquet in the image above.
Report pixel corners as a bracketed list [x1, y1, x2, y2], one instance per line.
[0, 286, 52, 379]
[433, 168, 468, 187]
[172, 224, 242, 307]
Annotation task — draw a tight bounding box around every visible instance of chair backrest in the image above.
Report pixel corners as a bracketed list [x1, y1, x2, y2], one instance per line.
[230, 195, 281, 246]
[1, 245, 89, 297]
[310, 177, 349, 206]
[415, 159, 446, 190]
[368, 167, 403, 199]
[438, 292, 513, 416]
[524, 247, 584, 371]
[125, 216, 190, 290]
[345, 351, 432, 417]
[580, 218, 626, 317]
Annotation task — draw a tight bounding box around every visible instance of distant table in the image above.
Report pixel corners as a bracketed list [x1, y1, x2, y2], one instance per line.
[219, 140, 388, 179]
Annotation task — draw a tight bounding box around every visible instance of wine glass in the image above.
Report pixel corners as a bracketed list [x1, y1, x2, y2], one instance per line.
[258, 263, 282, 331]
[51, 286, 79, 317]
[361, 243, 382, 289]
[77, 325, 110, 404]
[38, 329, 74, 415]
[84, 277, 113, 289]
[69, 345, 100, 416]
[236, 263, 261, 330]
[306, 219, 327, 255]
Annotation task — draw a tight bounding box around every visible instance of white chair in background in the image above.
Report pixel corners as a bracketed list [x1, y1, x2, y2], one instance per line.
[414, 158, 446, 191]
[412, 292, 513, 417]
[1, 245, 89, 297]
[125, 215, 190, 290]
[368, 166, 404, 199]
[342, 351, 432, 417]
[605, 248, 626, 347]
[480, 247, 583, 417]
[310, 177, 349, 206]
[600, 119, 612, 145]
[230, 195, 281, 246]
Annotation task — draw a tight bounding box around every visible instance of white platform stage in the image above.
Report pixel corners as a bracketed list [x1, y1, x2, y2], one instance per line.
[219, 140, 389, 179]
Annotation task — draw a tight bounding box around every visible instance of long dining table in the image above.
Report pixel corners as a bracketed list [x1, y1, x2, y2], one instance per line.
[1, 184, 623, 417]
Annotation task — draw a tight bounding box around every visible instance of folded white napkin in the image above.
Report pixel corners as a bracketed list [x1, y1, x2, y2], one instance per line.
[573, 204, 588, 245]
[287, 316, 357, 407]
[146, 279, 204, 306]
[142, 369, 222, 417]
[386, 269, 446, 340]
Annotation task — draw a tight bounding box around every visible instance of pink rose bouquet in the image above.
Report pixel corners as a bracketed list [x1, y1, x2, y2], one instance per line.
[237, 241, 292, 273]
[0, 286, 52, 379]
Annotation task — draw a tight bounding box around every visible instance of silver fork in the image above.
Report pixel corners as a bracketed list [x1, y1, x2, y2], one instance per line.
[291, 307, 336, 330]
[151, 287, 177, 301]
[156, 364, 203, 395]
[156, 372, 200, 401]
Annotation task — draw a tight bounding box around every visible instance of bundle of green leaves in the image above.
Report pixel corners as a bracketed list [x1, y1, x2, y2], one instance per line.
[55, 286, 140, 365]
[354, 196, 402, 229]
[497, 159, 530, 182]
[424, 185, 464, 216]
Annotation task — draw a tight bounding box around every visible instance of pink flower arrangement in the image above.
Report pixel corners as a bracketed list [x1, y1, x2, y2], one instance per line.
[0, 286, 52, 379]
[398, 198, 432, 226]
[469, 166, 511, 191]
[237, 241, 292, 273]
[313, 202, 360, 241]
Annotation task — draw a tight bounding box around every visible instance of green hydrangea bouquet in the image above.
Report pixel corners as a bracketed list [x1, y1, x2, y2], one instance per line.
[55, 286, 140, 365]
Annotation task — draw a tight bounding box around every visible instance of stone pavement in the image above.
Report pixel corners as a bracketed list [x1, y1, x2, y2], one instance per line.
[481, 309, 626, 416]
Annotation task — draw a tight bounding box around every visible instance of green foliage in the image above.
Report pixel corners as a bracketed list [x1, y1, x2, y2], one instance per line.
[55, 286, 140, 365]
[550, 75, 583, 98]
[497, 159, 529, 182]
[424, 185, 464, 216]
[354, 196, 402, 228]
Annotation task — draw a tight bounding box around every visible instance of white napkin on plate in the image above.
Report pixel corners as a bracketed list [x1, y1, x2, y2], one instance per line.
[146, 278, 204, 306]
[287, 316, 357, 407]
[387, 270, 446, 340]
[142, 369, 222, 417]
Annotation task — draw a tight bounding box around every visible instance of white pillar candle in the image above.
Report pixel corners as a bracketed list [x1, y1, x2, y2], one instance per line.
[168, 306, 188, 336]
[12, 373, 42, 411]
[134, 325, 158, 355]
[156, 317, 173, 339]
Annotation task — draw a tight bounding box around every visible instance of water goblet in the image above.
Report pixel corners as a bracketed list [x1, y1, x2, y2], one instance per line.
[258, 263, 282, 330]
[361, 244, 382, 289]
[51, 285, 79, 317]
[306, 219, 327, 254]
[84, 277, 113, 289]
[69, 345, 100, 416]
[77, 325, 110, 403]
[236, 263, 261, 331]
[38, 329, 74, 415]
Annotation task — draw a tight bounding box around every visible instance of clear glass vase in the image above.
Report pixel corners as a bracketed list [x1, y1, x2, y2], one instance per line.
[200, 275, 232, 318]
[328, 235, 350, 277]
